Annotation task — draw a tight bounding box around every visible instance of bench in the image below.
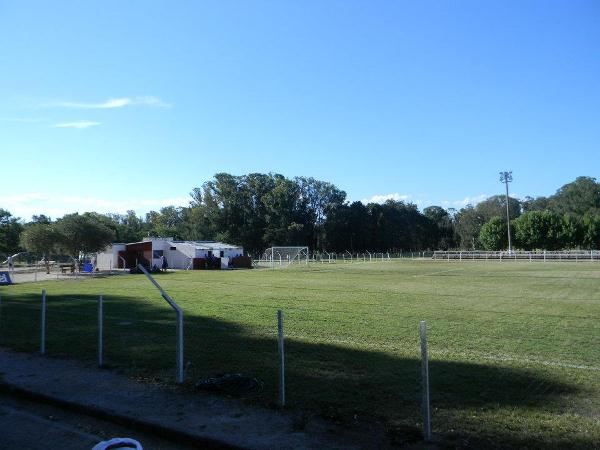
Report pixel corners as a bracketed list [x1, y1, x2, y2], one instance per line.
[59, 264, 76, 274]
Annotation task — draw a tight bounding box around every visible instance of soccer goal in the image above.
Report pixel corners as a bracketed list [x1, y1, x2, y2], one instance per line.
[262, 246, 309, 268]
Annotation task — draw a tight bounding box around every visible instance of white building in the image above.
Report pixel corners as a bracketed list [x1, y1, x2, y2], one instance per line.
[96, 237, 245, 270]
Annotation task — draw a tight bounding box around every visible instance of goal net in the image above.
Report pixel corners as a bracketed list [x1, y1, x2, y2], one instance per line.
[259, 246, 309, 268]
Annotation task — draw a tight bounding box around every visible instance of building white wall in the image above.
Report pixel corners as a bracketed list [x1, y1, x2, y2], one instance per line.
[96, 244, 125, 270]
[96, 239, 244, 270]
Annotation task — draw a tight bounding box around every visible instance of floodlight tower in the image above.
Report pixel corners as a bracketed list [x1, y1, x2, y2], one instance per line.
[499, 171, 513, 254]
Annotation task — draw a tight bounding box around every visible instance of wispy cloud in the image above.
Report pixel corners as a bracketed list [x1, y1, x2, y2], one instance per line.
[361, 193, 411, 204]
[441, 194, 488, 208]
[0, 193, 191, 220]
[44, 96, 171, 109]
[53, 121, 101, 129]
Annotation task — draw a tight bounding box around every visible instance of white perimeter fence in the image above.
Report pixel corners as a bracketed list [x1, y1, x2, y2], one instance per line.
[253, 249, 600, 267]
[253, 250, 438, 267]
[433, 250, 600, 262]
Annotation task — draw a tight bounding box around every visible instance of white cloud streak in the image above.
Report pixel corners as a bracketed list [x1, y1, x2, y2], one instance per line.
[441, 194, 488, 208]
[46, 96, 171, 109]
[361, 193, 411, 204]
[53, 121, 101, 129]
[0, 193, 190, 220]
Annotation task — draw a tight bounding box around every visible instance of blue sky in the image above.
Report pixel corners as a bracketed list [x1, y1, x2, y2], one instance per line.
[1, 1, 598, 220]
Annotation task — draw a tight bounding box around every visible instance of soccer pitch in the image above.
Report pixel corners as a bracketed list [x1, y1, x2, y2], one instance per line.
[1, 261, 599, 448]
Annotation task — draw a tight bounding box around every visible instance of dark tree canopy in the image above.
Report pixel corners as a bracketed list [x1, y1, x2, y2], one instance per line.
[0, 209, 23, 255]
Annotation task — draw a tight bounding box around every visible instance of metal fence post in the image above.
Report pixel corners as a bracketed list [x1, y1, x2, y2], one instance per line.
[41, 290, 46, 355]
[98, 295, 104, 367]
[136, 264, 184, 384]
[277, 309, 286, 408]
[176, 312, 184, 384]
[419, 321, 432, 441]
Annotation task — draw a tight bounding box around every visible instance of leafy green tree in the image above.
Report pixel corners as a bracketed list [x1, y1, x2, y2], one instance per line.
[146, 207, 185, 239]
[0, 209, 23, 255]
[560, 214, 582, 249]
[476, 195, 521, 222]
[105, 211, 147, 242]
[54, 213, 116, 257]
[523, 177, 600, 216]
[513, 211, 564, 250]
[31, 214, 52, 224]
[20, 222, 59, 257]
[479, 217, 508, 251]
[295, 176, 346, 250]
[521, 196, 550, 212]
[262, 175, 308, 246]
[454, 196, 521, 249]
[454, 205, 485, 249]
[549, 176, 600, 216]
[423, 206, 455, 249]
[582, 214, 600, 249]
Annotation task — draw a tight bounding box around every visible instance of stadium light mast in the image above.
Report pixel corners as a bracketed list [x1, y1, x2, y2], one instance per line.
[499, 171, 513, 254]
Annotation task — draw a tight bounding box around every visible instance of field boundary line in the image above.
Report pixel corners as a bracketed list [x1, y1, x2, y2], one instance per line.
[430, 349, 600, 372]
[413, 268, 464, 277]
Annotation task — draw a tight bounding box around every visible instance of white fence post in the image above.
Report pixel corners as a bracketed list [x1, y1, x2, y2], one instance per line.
[40, 289, 46, 355]
[277, 309, 286, 408]
[98, 295, 104, 367]
[419, 321, 432, 441]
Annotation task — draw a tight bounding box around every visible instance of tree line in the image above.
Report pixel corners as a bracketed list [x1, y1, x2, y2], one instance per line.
[1, 174, 599, 259]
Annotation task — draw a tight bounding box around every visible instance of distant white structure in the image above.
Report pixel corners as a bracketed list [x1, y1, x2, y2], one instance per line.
[96, 237, 244, 270]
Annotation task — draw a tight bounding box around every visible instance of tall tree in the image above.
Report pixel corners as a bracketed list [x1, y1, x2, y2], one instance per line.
[479, 217, 508, 251]
[454, 205, 485, 249]
[513, 211, 564, 250]
[20, 222, 59, 257]
[423, 206, 455, 250]
[582, 214, 600, 249]
[549, 176, 600, 216]
[146, 207, 185, 239]
[54, 213, 116, 257]
[454, 195, 521, 249]
[0, 209, 23, 255]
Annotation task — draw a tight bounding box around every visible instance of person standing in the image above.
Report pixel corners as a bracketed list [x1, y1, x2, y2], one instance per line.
[7, 255, 14, 272]
[160, 254, 168, 272]
[42, 255, 50, 274]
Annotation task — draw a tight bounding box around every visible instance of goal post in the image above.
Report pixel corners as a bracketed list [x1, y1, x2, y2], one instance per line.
[262, 246, 309, 268]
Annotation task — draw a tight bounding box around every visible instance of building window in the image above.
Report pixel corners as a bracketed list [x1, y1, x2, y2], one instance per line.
[170, 246, 176, 250]
[220, 250, 224, 257]
[153, 250, 164, 259]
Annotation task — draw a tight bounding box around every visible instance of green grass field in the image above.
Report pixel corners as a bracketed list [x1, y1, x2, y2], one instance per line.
[1, 261, 599, 448]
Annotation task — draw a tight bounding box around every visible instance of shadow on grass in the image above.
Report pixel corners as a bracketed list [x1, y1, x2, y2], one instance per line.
[0, 291, 593, 449]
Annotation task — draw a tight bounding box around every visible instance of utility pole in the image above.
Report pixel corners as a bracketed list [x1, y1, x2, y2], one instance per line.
[499, 171, 513, 254]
